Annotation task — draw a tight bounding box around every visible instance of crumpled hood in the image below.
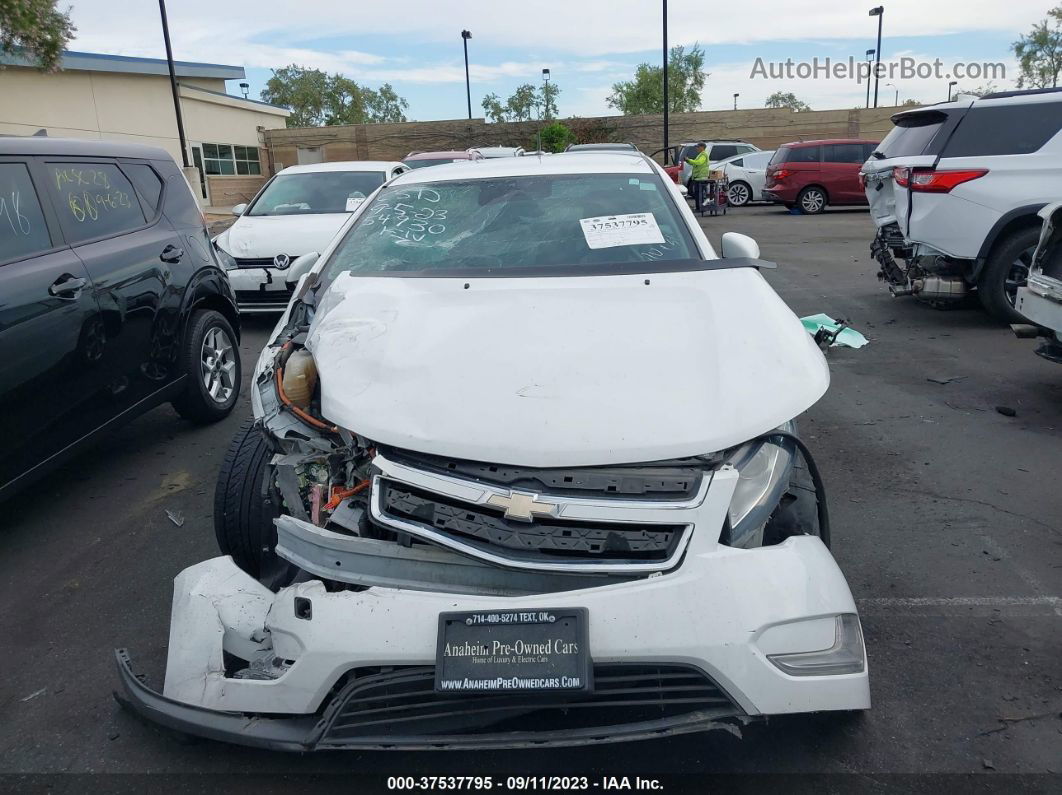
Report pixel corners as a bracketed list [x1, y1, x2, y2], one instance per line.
[306, 268, 829, 467]
[217, 213, 350, 258]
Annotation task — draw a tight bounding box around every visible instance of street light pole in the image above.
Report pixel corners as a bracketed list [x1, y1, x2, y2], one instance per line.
[948, 81, 958, 102]
[662, 0, 669, 155]
[158, 0, 189, 167]
[461, 30, 472, 120]
[869, 6, 884, 108]
[886, 82, 898, 105]
[542, 68, 551, 121]
[733, 93, 739, 110]
[865, 49, 875, 108]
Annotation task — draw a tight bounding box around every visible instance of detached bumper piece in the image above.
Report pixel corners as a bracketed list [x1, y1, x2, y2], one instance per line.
[115, 651, 746, 750]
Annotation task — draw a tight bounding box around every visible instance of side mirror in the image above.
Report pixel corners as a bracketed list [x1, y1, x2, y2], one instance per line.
[720, 232, 760, 259]
[677, 183, 688, 196]
[231, 203, 247, 216]
[285, 252, 320, 284]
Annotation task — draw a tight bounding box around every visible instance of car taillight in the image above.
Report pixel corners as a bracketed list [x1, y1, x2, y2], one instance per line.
[771, 169, 792, 180]
[893, 167, 988, 193]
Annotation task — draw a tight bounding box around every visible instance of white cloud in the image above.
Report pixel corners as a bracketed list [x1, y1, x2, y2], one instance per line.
[67, 0, 1048, 61]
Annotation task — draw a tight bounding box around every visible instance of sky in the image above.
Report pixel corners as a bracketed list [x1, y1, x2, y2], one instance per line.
[62, 0, 1054, 120]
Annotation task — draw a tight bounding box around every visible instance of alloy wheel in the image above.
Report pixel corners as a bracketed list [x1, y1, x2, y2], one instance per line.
[201, 326, 236, 404]
[800, 189, 825, 214]
[728, 182, 751, 207]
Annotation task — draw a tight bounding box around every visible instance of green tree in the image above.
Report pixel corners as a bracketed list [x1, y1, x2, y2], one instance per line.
[900, 98, 921, 107]
[506, 83, 538, 121]
[262, 65, 408, 127]
[764, 91, 812, 111]
[607, 44, 708, 115]
[951, 81, 999, 98]
[0, 0, 76, 71]
[480, 92, 506, 123]
[1013, 5, 1062, 88]
[538, 121, 576, 152]
[362, 83, 409, 123]
[539, 81, 560, 120]
[482, 82, 562, 122]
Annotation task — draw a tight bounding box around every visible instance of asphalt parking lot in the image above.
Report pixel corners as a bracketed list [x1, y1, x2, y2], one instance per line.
[1, 204, 1060, 787]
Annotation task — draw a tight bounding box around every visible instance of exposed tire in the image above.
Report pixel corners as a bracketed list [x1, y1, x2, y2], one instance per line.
[727, 180, 752, 207]
[172, 309, 241, 423]
[213, 418, 278, 578]
[797, 186, 827, 215]
[764, 447, 830, 549]
[977, 226, 1038, 323]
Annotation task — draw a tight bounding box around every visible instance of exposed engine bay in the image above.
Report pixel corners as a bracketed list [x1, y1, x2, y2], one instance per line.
[250, 299, 831, 603]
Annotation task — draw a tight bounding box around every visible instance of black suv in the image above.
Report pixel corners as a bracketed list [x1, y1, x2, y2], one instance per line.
[0, 138, 241, 500]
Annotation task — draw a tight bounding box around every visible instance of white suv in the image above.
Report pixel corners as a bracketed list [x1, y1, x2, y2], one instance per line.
[860, 88, 1062, 321]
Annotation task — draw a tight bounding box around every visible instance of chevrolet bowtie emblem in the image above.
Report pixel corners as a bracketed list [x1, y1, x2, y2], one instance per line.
[485, 491, 557, 522]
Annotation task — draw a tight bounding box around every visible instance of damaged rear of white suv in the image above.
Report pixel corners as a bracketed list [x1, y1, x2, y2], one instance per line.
[115, 154, 870, 750]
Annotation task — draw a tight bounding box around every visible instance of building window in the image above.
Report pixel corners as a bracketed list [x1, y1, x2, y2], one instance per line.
[201, 143, 261, 176]
[234, 146, 262, 175]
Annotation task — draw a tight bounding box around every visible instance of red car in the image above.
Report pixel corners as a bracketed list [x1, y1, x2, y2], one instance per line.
[763, 139, 879, 214]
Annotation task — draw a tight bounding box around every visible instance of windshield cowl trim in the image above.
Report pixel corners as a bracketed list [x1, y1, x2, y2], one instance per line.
[324, 257, 775, 280]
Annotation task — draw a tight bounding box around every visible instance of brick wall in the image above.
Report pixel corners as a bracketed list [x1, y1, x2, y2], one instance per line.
[263, 106, 903, 165]
[206, 175, 267, 207]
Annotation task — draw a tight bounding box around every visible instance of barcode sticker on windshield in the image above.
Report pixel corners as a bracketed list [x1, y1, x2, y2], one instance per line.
[579, 213, 665, 249]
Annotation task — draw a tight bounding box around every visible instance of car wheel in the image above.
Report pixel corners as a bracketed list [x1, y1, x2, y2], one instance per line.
[977, 226, 1038, 323]
[728, 181, 752, 207]
[172, 310, 241, 423]
[214, 418, 278, 578]
[797, 186, 827, 214]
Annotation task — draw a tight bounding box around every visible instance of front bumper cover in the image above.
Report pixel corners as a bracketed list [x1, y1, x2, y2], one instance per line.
[114, 650, 753, 751]
[115, 525, 869, 749]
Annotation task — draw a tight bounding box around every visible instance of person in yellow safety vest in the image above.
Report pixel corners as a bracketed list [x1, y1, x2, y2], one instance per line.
[685, 142, 710, 213]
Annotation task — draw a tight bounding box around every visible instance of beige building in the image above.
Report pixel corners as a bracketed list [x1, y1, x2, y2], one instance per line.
[0, 50, 289, 206]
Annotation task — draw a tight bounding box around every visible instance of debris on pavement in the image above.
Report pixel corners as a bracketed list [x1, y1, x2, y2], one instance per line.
[800, 314, 869, 349]
[927, 375, 967, 385]
[995, 406, 1017, 417]
[20, 688, 46, 702]
[165, 509, 185, 527]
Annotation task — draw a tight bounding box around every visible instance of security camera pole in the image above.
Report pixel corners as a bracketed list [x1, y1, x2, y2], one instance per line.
[158, 0, 189, 167]
[462, 30, 473, 120]
[869, 6, 884, 108]
[865, 49, 875, 108]
[662, 0, 669, 154]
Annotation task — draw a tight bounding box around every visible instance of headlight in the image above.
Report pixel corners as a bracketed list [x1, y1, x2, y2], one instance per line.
[725, 423, 795, 547]
[213, 241, 238, 270]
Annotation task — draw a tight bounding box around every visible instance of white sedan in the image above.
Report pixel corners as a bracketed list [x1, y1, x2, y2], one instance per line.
[214, 161, 408, 312]
[117, 153, 869, 751]
[720, 150, 776, 207]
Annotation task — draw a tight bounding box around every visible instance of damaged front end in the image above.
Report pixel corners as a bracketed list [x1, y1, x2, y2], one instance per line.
[117, 270, 869, 751]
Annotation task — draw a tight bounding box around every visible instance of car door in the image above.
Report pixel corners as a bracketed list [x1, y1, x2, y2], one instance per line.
[0, 158, 105, 496]
[740, 152, 772, 199]
[822, 143, 869, 203]
[39, 158, 185, 417]
[707, 144, 739, 169]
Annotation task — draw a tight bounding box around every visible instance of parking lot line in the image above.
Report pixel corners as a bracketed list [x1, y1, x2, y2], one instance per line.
[858, 596, 1062, 617]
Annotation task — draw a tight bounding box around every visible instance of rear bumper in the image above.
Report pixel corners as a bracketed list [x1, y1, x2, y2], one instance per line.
[763, 188, 795, 203]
